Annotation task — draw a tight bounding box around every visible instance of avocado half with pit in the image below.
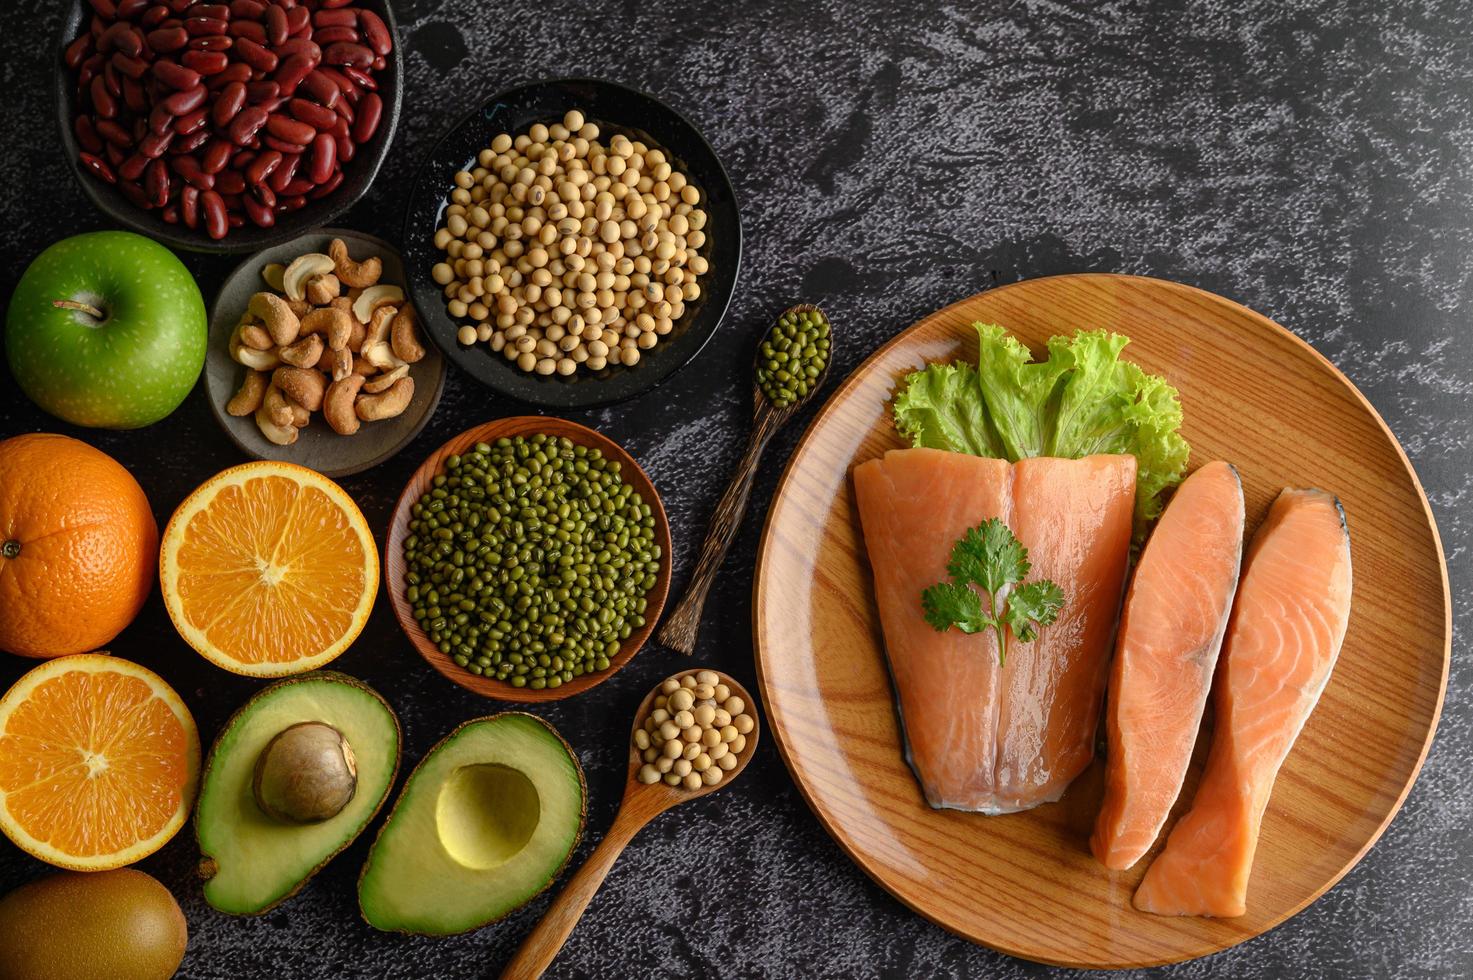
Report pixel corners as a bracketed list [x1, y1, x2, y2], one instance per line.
[195, 672, 401, 915]
[358, 712, 586, 935]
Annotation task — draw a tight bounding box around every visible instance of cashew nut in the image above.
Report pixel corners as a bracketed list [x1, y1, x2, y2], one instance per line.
[240, 322, 274, 350]
[261, 262, 287, 293]
[305, 273, 341, 306]
[248, 292, 301, 346]
[347, 319, 366, 352]
[329, 238, 382, 289]
[352, 355, 375, 376]
[323, 374, 365, 435]
[362, 363, 408, 393]
[352, 284, 405, 324]
[279, 332, 325, 368]
[273, 366, 327, 412]
[226, 369, 268, 417]
[329, 347, 353, 382]
[287, 298, 312, 319]
[390, 305, 426, 363]
[283, 253, 334, 302]
[255, 401, 298, 446]
[231, 339, 281, 372]
[300, 307, 354, 351]
[363, 304, 396, 350]
[355, 376, 414, 421]
[262, 384, 296, 429]
[362, 341, 405, 371]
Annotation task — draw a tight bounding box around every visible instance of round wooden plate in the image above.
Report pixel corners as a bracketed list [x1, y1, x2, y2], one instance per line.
[752, 274, 1450, 968]
[385, 416, 672, 702]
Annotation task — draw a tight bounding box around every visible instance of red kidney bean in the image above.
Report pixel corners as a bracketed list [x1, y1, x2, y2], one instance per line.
[265, 112, 314, 145]
[250, 180, 276, 208]
[88, 0, 118, 18]
[105, 142, 127, 167]
[79, 152, 117, 183]
[110, 52, 149, 79]
[323, 42, 372, 68]
[188, 36, 234, 52]
[285, 6, 310, 36]
[341, 65, 375, 92]
[65, 35, 94, 70]
[119, 151, 149, 180]
[307, 132, 336, 183]
[229, 20, 266, 44]
[75, 116, 105, 153]
[184, 17, 227, 37]
[90, 76, 119, 117]
[96, 117, 133, 146]
[314, 9, 356, 28]
[145, 25, 188, 52]
[152, 59, 199, 90]
[320, 0, 357, 8]
[161, 84, 206, 116]
[212, 81, 246, 127]
[314, 26, 359, 45]
[231, 0, 266, 17]
[176, 107, 209, 135]
[268, 153, 299, 190]
[215, 169, 246, 195]
[182, 50, 229, 75]
[180, 184, 201, 227]
[245, 80, 280, 103]
[172, 127, 212, 154]
[235, 37, 277, 72]
[287, 96, 337, 131]
[242, 192, 275, 228]
[194, 4, 231, 18]
[358, 10, 392, 56]
[160, 204, 179, 224]
[200, 189, 228, 238]
[227, 104, 269, 144]
[206, 63, 251, 89]
[200, 137, 232, 174]
[334, 132, 355, 164]
[246, 148, 282, 185]
[331, 95, 354, 125]
[123, 77, 149, 113]
[139, 128, 173, 157]
[275, 39, 321, 64]
[310, 170, 344, 198]
[298, 70, 339, 108]
[141, 5, 170, 27]
[120, 179, 152, 210]
[277, 194, 306, 212]
[118, 0, 151, 16]
[99, 22, 140, 56]
[351, 92, 381, 143]
[148, 102, 174, 134]
[145, 157, 171, 205]
[171, 154, 214, 189]
[278, 178, 312, 196]
[262, 135, 304, 154]
[263, 4, 288, 45]
[273, 54, 314, 96]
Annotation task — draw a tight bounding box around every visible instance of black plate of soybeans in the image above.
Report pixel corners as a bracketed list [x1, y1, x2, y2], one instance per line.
[54, 0, 403, 254]
[402, 78, 742, 409]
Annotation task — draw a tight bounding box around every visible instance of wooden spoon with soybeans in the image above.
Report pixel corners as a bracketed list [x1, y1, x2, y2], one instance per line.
[500, 669, 759, 979]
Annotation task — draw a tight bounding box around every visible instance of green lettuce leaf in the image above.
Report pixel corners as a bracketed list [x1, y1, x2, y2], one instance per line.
[892, 323, 1190, 531]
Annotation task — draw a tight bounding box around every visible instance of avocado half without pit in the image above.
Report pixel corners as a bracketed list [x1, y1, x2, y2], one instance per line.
[358, 712, 586, 935]
[196, 673, 401, 916]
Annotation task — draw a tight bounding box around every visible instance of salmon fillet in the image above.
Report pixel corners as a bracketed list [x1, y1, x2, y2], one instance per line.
[1092, 461, 1245, 870]
[853, 448, 1136, 813]
[1133, 488, 1352, 916]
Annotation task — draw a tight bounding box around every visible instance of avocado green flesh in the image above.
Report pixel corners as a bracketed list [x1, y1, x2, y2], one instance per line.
[197, 676, 399, 915]
[359, 714, 584, 935]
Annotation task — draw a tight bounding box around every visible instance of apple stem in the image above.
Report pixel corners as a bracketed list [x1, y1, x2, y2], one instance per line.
[53, 298, 106, 320]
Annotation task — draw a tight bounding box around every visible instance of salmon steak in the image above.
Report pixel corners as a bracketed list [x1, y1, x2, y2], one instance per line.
[1092, 461, 1245, 870]
[853, 447, 1136, 813]
[1134, 488, 1352, 916]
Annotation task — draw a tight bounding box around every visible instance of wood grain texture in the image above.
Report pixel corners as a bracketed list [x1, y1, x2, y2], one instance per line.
[384, 416, 672, 703]
[751, 274, 1451, 968]
[500, 671, 759, 979]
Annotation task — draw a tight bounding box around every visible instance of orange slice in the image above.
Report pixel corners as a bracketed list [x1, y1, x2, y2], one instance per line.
[160, 461, 378, 677]
[0, 653, 200, 870]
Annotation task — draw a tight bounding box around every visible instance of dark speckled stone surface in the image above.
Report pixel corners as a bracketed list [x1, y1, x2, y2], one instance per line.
[2, 1, 1469, 977]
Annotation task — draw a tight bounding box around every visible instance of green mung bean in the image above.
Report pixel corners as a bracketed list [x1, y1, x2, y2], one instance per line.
[402, 434, 661, 684]
[757, 308, 830, 409]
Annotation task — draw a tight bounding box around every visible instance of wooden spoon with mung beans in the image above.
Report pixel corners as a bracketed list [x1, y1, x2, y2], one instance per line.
[657, 304, 832, 654]
[500, 669, 760, 979]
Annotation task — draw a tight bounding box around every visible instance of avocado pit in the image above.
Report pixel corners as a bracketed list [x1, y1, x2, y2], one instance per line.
[253, 721, 358, 823]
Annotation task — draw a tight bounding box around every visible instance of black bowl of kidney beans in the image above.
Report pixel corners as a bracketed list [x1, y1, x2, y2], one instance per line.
[56, 0, 402, 252]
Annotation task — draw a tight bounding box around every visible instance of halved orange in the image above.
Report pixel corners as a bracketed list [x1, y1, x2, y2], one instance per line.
[0, 653, 200, 870]
[160, 461, 378, 677]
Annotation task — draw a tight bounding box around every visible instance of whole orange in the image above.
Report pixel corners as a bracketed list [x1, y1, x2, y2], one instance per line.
[0, 433, 158, 658]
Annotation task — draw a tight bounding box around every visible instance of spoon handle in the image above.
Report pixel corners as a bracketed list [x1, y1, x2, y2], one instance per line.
[501, 805, 647, 979]
[658, 406, 784, 654]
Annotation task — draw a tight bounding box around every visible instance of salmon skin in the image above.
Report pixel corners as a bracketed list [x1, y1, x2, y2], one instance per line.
[1133, 488, 1352, 916]
[1092, 461, 1245, 870]
[853, 448, 1136, 814]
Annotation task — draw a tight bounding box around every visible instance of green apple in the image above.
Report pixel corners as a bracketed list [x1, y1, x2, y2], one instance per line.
[5, 231, 207, 429]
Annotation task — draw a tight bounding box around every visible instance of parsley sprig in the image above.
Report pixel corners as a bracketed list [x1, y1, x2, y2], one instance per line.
[920, 518, 1065, 665]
